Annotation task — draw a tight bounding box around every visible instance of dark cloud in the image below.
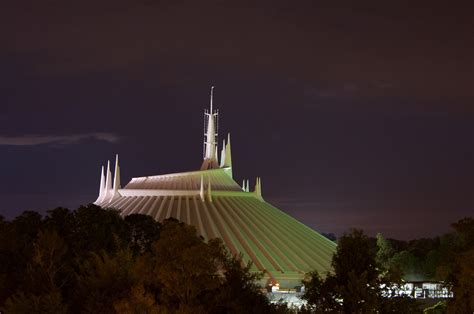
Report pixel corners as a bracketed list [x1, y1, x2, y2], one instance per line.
[0, 133, 119, 146]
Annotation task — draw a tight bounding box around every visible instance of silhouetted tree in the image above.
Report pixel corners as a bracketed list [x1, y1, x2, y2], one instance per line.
[26, 230, 69, 294]
[1, 206, 277, 313]
[303, 229, 418, 313]
[376, 233, 394, 271]
[73, 245, 136, 313]
[3, 292, 68, 314]
[124, 213, 161, 255]
[439, 218, 474, 313]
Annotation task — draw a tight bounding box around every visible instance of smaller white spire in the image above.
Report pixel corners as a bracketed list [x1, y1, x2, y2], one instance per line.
[241, 179, 250, 192]
[99, 160, 113, 205]
[222, 133, 233, 178]
[113, 154, 121, 191]
[254, 177, 263, 201]
[207, 176, 212, 202]
[220, 139, 226, 168]
[105, 160, 112, 191]
[107, 154, 122, 204]
[224, 133, 232, 167]
[200, 175, 205, 202]
[94, 166, 105, 204]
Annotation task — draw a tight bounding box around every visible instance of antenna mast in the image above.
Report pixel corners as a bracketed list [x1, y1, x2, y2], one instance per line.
[201, 86, 220, 170]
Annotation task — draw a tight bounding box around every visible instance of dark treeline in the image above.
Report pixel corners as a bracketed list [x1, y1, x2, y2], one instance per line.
[373, 230, 467, 283]
[0, 205, 275, 313]
[302, 217, 474, 313]
[0, 205, 472, 313]
[326, 229, 471, 284]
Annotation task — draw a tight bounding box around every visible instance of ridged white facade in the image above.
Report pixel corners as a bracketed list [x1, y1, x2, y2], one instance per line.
[94, 88, 336, 288]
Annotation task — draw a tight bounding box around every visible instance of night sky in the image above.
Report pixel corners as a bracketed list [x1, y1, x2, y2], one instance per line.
[1, 1, 473, 239]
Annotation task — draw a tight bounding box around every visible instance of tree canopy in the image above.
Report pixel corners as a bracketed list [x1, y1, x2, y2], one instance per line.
[0, 205, 276, 313]
[1, 204, 471, 313]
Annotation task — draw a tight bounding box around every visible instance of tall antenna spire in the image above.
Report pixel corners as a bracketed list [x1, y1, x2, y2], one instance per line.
[201, 86, 219, 170]
[210, 85, 214, 115]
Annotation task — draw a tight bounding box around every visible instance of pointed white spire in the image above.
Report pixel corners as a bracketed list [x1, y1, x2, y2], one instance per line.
[241, 179, 250, 192]
[105, 160, 112, 190]
[221, 133, 233, 178]
[220, 139, 226, 168]
[105, 154, 122, 204]
[254, 177, 263, 201]
[94, 166, 105, 204]
[113, 154, 121, 191]
[224, 133, 232, 167]
[99, 160, 113, 204]
[207, 176, 212, 202]
[199, 175, 205, 202]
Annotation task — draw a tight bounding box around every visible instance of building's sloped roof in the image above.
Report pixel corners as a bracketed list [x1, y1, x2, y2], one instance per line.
[98, 168, 336, 288]
[125, 168, 239, 191]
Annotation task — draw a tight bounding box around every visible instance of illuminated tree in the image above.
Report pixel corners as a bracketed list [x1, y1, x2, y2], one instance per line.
[376, 233, 394, 270]
[303, 229, 418, 313]
[73, 245, 136, 313]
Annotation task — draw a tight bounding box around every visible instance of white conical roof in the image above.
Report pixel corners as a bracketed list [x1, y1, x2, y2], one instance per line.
[96, 168, 336, 288]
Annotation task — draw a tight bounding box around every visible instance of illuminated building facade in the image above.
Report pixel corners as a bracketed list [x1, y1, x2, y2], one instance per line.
[94, 87, 336, 289]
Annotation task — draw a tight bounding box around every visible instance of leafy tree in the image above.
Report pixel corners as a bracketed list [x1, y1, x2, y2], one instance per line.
[389, 250, 421, 281]
[70, 204, 127, 255]
[303, 229, 418, 313]
[301, 271, 339, 312]
[26, 230, 69, 294]
[43, 207, 75, 238]
[447, 248, 474, 313]
[135, 219, 274, 313]
[0, 211, 44, 304]
[333, 229, 381, 312]
[73, 245, 137, 313]
[2, 230, 70, 314]
[376, 233, 395, 271]
[2, 292, 68, 314]
[452, 217, 474, 247]
[212, 251, 271, 313]
[440, 218, 474, 313]
[124, 213, 161, 255]
[113, 283, 159, 314]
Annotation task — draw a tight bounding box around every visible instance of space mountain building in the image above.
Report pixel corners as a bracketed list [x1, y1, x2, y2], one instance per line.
[94, 87, 336, 289]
